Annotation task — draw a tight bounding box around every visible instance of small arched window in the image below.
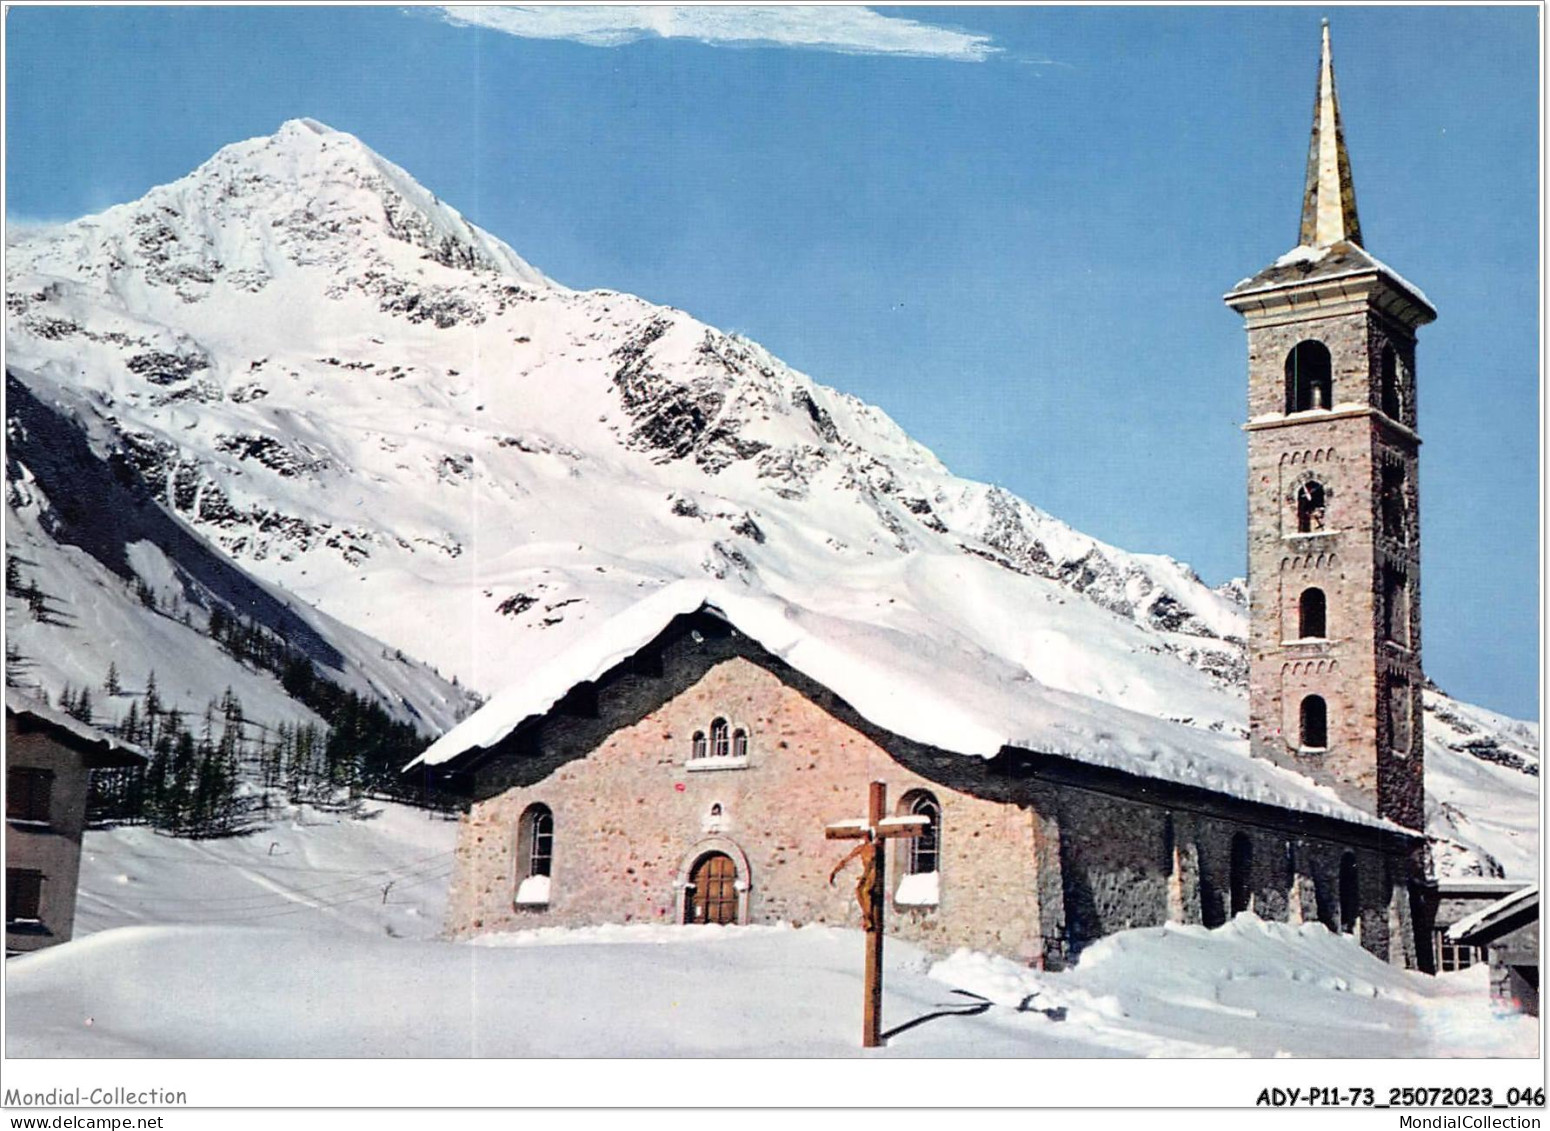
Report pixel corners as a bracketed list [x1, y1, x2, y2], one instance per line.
[1300, 695, 1328, 750]
[1296, 481, 1327, 533]
[523, 804, 553, 878]
[902, 791, 941, 876]
[1339, 853, 1359, 934]
[710, 718, 730, 759]
[1382, 567, 1409, 645]
[1380, 464, 1407, 542]
[1229, 832, 1253, 916]
[1388, 676, 1413, 757]
[1299, 588, 1327, 639]
[731, 728, 748, 759]
[691, 731, 707, 760]
[1286, 341, 1333, 413]
[1380, 346, 1403, 420]
[515, 803, 554, 906]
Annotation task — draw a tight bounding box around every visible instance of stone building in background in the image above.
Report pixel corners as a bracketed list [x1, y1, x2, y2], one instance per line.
[1449, 885, 1540, 1017]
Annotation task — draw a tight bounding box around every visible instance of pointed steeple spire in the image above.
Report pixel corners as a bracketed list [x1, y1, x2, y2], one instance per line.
[1298, 20, 1363, 248]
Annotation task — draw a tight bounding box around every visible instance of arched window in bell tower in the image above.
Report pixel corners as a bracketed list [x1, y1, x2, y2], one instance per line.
[1380, 463, 1407, 543]
[1295, 481, 1327, 533]
[1285, 341, 1333, 412]
[1299, 695, 1328, 750]
[1380, 345, 1402, 420]
[1299, 588, 1327, 639]
[1382, 567, 1409, 646]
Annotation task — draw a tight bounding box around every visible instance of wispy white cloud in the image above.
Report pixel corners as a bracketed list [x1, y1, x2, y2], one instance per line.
[433, 6, 1000, 62]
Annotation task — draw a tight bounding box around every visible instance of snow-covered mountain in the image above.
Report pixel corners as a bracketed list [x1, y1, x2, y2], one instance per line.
[5, 120, 1536, 874]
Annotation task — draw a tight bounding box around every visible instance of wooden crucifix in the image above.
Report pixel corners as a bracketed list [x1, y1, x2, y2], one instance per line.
[825, 780, 926, 1048]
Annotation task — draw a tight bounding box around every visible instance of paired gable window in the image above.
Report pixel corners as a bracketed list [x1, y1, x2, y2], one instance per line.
[689, 719, 748, 764]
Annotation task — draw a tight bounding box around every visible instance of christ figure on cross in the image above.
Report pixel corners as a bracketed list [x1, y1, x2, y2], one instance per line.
[825, 780, 927, 1049]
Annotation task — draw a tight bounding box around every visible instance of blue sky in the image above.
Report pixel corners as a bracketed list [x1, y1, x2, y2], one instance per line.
[5, 6, 1540, 719]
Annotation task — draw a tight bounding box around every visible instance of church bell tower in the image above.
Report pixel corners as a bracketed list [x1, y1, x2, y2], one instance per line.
[1224, 23, 1433, 829]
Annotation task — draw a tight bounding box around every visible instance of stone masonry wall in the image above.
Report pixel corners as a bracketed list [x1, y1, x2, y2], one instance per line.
[442, 621, 1419, 967]
[1243, 301, 1424, 829]
[445, 654, 1051, 962]
[1054, 787, 1406, 962]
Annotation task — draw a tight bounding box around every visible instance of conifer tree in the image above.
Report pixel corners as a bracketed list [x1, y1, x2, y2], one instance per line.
[143, 671, 162, 744]
[120, 700, 141, 745]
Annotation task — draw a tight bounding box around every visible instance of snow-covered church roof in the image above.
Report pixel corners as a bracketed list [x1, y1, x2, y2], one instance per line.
[407, 581, 1404, 832]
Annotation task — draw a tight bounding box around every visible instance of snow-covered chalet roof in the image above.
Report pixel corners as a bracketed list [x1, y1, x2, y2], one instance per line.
[6, 687, 147, 766]
[407, 581, 1406, 833]
[1448, 884, 1539, 944]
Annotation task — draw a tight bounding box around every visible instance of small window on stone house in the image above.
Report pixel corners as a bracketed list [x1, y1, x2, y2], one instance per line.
[1300, 695, 1328, 750]
[1380, 345, 1403, 421]
[1295, 481, 1327, 534]
[691, 731, 707, 760]
[710, 718, 730, 759]
[1434, 928, 1484, 973]
[515, 803, 554, 906]
[1285, 341, 1333, 413]
[1298, 588, 1327, 639]
[5, 868, 43, 924]
[6, 767, 53, 824]
[731, 728, 748, 759]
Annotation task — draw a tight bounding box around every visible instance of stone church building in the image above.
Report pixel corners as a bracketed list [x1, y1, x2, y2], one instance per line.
[412, 26, 1436, 971]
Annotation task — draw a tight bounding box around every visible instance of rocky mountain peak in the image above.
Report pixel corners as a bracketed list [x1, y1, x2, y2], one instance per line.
[8, 119, 553, 302]
[5, 121, 1537, 879]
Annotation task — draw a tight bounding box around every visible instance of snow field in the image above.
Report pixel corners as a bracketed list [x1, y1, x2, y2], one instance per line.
[6, 915, 1534, 1059]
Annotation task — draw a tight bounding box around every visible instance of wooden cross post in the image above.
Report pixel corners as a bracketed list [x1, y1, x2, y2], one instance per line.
[825, 780, 926, 1048]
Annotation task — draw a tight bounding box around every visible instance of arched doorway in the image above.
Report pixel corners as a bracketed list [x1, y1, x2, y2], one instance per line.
[684, 852, 739, 925]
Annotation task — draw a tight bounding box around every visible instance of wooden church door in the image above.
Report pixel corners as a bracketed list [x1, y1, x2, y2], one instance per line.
[686, 853, 738, 925]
